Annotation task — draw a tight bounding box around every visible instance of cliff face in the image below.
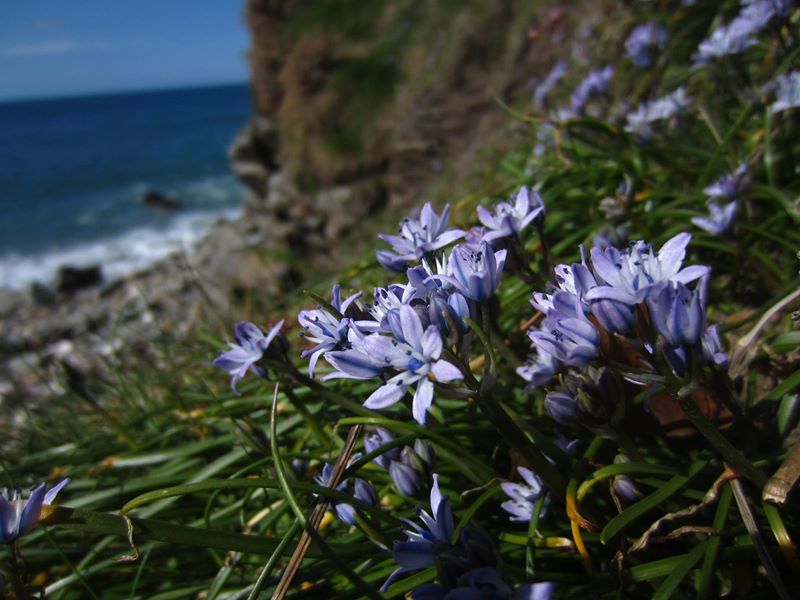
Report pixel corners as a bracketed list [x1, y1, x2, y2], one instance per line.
[233, 0, 621, 267]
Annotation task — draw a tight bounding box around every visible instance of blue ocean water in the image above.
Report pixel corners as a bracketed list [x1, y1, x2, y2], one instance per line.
[0, 83, 251, 290]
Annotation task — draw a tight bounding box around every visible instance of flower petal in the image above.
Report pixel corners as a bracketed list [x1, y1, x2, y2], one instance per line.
[412, 379, 434, 424]
[364, 382, 407, 409]
[430, 359, 463, 383]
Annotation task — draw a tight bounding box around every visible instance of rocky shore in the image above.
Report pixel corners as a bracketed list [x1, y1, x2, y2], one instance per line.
[1, 0, 611, 405]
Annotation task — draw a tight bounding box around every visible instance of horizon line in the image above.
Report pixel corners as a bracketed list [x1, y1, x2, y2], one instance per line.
[0, 78, 250, 105]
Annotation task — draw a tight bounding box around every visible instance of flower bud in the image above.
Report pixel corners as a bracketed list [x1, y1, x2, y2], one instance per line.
[389, 460, 425, 497]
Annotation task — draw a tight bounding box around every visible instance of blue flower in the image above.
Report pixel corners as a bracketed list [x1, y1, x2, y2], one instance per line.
[363, 307, 463, 424]
[692, 200, 739, 236]
[703, 163, 750, 200]
[569, 66, 614, 117]
[1, 479, 69, 544]
[325, 306, 463, 424]
[767, 71, 800, 114]
[516, 346, 559, 389]
[586, 233, 709, 305]
[364, 427, 402, 469]
[624, 88, 691, 139]
[612, 455, 640, 503]
[313, 461, 378, 526]
[544, 391, 580, 428]
[500, 467, 547, 523]
[298, 285, 361, 378]
[477, 186, 546, 243]
[692, 0, 789, 65]
[213, 320, 285, 394]
[529, 315, 600, 368]
[702, 324, 729, 369]
[435, 242, 507, 302]
[382, 474, 455, 591]
[646, 281, 706, 347]
[533, 60, 567, 110]
[390, 460, 426, 498]
[412, 569, 556, 600]
[625, 23, 667, 67]
[377, 249, 411, 273]
[378, 203, 465, 264]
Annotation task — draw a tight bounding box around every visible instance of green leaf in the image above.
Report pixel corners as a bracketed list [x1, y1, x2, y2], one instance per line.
[652, 541, 708, 600]
[577, 462, 678, 501]
[770, 331, 800, 353]
[42, 505, 367, 557]
[765, 369, 800, 401]
[697, 483, 732, 600]
[600, 461, 707, 544]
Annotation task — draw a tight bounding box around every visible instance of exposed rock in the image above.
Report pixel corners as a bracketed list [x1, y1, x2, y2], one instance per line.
[0, 288, 25, 317]
[30, 282, 56, 307]
[228, 116, 279, 199]
[143, 189, 182, 211]
[57, 265, 103, 294]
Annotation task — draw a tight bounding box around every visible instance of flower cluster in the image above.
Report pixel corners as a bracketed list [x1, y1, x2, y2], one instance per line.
[518, 232, 724, 391]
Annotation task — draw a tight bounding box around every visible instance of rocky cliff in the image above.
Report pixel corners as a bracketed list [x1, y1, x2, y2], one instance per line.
[230, 0, 616, 269]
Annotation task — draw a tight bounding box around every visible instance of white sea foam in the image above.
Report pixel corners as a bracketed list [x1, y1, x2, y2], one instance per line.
[0, 205, 243, 291]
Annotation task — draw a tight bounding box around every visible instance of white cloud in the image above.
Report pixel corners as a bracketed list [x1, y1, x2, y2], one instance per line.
[1, 39, 110, 57]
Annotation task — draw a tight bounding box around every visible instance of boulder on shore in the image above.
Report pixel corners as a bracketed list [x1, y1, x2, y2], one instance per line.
[57, 265, 103, 294]
[142, 189, 182, 211]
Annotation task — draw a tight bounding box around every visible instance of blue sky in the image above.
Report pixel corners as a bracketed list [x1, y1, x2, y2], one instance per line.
[0, 0, 250, 100]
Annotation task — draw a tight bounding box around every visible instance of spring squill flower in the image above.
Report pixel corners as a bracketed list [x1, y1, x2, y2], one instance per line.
[362, 306, 463, 424]
[625, 23, 667, 67]
[325, 306, 462, 424]
[298, 285, 361, 377]
[1, 479, 70, 544]
[624, 87, 691, 139]
[501, 467, 547, 522]
[767, 71, 800, 114]
[586, 232, 709, 305]
[692, 200, 739, 236]
[213, 320, 285, 394]
[434, 242, 507, 302]
[378, 203, 464, 264]
[569, 66, 614, 116]
[381, 474, 455, 591]
[703, 163, 750, 200]
[477, 186, 546, 243]
[314, 461, 378, 526]
[529, 315, 600, 368]
[533, 59, 568, 110]
[646, 281, 705, 347]
[517, 345, 559, 389]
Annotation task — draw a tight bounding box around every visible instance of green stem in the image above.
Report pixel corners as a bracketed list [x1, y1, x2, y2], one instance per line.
[246, 521, 301, 600]
[475, 394, 565, 499]
[674, 389, 766, 488]
[282, 384, 332, 446]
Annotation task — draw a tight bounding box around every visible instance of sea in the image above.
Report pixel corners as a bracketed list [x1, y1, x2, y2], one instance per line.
[0, 83, 252, 291]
